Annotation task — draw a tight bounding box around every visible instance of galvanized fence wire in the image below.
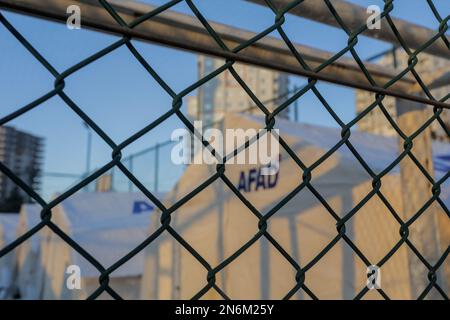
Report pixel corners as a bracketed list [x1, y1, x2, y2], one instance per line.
[0, 0, 449, 300]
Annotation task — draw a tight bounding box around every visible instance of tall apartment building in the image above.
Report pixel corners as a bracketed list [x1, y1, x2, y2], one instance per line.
[187, 56, 290, 124]
[356, 49, 450, 141]
[0, 126, 44, 212]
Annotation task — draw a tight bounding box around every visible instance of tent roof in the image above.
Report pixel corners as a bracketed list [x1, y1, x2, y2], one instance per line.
[244, 114, 450, 179]
[71, 224, 149, 277]
[19, 204, 42, 252]
[0, 213, 20, 245]
[173, 113, 450, 212]
[58, 192, 160, 229]
[57, 192, 162, 278]
[20, 204, 41, 226]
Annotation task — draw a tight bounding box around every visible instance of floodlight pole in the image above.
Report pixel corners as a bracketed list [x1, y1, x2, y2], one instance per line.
[84, 122, 92, 192]
[128, 155, 134, 192]
[85, 126, 92, 175]
[154, 143, 160, 193]
[293, 85, 299, 123]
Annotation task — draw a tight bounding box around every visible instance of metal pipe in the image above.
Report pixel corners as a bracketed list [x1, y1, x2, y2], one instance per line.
[246, 0, 450, 60]
[0, 0, 448, 109]
[0, 0, 412, 89]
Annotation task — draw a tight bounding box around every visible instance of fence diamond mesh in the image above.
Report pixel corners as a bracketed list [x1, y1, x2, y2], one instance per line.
[0, 0, 449, 300]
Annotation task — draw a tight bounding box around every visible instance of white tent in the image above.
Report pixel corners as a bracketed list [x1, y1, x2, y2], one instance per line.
[0, 213, 20, 299]
[41, 192, 159, 300]
[15, 204, 47, 300]
[141, 113, 450, 300]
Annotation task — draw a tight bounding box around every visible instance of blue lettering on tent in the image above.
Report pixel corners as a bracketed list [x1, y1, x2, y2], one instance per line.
[256, 170, 266, 191]
[436, 155, 450, 161]
[434, 155, 450, 172]
[132, 201, 154, 214]
[237, 167, 279, 193]
[238, 171, 248, 192]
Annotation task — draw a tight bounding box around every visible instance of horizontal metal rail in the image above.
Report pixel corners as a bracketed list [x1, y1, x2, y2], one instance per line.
[43, 172, 83, 178]
[247, 0, 450, 60]
[0, 0, 448, 109]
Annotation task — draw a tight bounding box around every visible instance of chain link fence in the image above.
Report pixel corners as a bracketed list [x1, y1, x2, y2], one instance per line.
[0, 0, 449, 300]
[40, 140, 182, 197]
[111, 140, 183, 193]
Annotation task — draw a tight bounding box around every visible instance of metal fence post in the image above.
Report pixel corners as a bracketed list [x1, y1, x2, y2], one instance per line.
[396, 98, 442, 299]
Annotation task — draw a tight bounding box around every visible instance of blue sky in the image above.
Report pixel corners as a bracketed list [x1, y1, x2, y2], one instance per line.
[0, 0, 448, 199]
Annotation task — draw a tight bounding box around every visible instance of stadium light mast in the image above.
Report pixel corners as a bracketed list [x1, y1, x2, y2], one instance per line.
[83, 122, 92, 191]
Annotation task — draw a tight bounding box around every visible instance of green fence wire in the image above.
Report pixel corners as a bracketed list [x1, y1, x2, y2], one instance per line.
[112, 140, 182, 193]
[0, 0, 449, 300]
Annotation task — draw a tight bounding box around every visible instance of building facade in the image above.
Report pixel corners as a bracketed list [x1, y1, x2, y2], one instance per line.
[0, 126, 43, 212]
[356, 49, 450, 141]
[187, 56, 290, 124]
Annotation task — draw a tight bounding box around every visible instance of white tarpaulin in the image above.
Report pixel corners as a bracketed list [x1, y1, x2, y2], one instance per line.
[41, 192, 159, 300]
[15, 204, 46, 300]
[0, 213, 20, 299]
[141, 113, 450, 300]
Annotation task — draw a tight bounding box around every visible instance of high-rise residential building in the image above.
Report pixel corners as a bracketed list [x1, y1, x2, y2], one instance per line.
[356, 49, 450, 141]
[187, 56, 290, 124]
[0, 126, 44, 212]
